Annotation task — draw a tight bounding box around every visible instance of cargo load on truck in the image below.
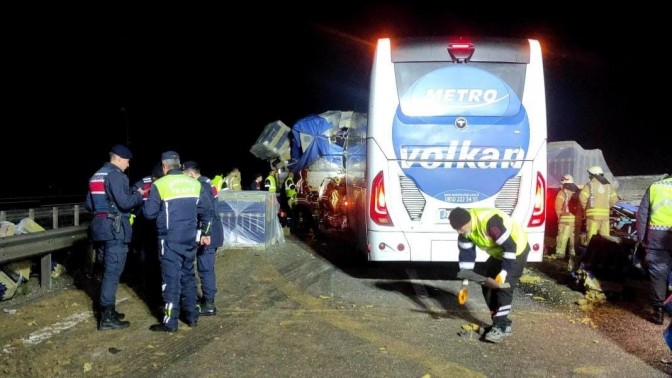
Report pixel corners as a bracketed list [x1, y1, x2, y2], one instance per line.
[547, 141, 618, 190]
[251, 110, 367, 235]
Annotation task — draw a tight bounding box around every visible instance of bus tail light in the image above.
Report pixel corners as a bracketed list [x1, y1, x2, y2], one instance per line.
[370, 171, 393, 226]
[528, 171, 546, 227]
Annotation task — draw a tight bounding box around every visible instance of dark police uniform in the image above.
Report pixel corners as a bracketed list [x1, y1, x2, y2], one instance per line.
[143, 152, 214, 331]
[183, 160, 224, 316]
[85, 144, 144, 331]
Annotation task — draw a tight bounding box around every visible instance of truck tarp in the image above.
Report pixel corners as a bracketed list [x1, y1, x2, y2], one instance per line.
[290, 114, 345, 173]
[547, 141, 618, 189]
[289, 111, 367, 174]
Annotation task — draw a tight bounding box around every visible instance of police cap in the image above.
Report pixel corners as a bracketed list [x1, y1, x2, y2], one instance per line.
[182, 161, 199, 171]
[111, 144, 133, 159]
[161, 151, 180, 161]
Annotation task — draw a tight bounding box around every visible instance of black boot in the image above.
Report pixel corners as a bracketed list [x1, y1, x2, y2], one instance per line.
[199, 301, 217, 316]
[652, 307, 664, 325]
[98, 306, 130, 331]
[112, 305, 125, 321]
[149, 323, 177, 332]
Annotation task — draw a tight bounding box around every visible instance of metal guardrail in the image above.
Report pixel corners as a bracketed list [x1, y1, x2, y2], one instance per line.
[0, 203, 88, 230]
[0, 224, 90, 290]
[0, 204, 91, 290]
[0, 224, 89, 262]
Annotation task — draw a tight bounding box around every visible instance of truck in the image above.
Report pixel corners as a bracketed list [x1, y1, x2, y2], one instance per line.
[250, 110, 367, 237]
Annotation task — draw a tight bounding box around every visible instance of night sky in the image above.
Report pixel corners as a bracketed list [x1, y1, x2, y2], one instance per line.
[3, 6, 668, 199]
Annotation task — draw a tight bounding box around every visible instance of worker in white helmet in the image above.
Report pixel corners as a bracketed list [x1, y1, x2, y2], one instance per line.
[578, 166, 619, 248]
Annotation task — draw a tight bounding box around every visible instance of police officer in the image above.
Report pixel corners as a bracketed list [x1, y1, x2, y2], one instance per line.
[143, 151, 214, 332]
[554, 174, 581, 271]
[636, 174, 672, 325]
[579, 165, 619, 245]
[182, 161, 224, 316]
[85, 144, 145, 331]
[449, 207, 530, 344]
[129, 163, 163, 307]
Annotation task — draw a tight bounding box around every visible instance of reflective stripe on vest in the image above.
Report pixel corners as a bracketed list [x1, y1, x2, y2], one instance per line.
[467, 208, 528, 258]
[583, 180, 611, 218]
[650, 178, 672, 231]
[265, 175, 277, 193]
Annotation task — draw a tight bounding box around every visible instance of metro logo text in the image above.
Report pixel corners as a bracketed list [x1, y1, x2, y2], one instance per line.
[425, 89, 500, 105]
[400, 141, 524, 169]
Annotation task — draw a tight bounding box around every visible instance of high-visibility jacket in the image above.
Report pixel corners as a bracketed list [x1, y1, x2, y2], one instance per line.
[579, 177, 618, 220]
[637, 177, 672, 250]
[143, 170, 214, 244]
[226, 172, 242, 191]
[555, 186, 580, 225]
[457, 208, 528, 272]
[285, 175, 297, 207]
[212, 175, 225, 193]
[264, 174, 277, 193]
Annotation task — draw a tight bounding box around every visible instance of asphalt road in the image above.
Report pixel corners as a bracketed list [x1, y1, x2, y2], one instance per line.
[1, 233, 670, 377]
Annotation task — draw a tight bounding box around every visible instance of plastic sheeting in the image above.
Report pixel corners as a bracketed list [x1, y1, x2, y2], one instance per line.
[547, 141, 618, 189]
[216, 191, 285, 249]
[289, 110, 367, 174]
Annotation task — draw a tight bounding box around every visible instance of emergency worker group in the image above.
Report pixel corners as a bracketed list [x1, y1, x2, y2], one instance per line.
[86, 144, 672, 344]
[86, 145, 233, 332]
[551, 167, 672, 327]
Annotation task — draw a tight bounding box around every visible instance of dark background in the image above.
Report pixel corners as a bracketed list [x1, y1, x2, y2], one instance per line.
[2, 5, 668, 199]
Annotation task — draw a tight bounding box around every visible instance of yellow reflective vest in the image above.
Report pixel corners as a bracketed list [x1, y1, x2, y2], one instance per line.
[467, 208, 528, 258]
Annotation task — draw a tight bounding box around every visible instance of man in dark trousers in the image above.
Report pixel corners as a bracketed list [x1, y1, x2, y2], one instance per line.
[85, 144, 145, 331]
[448, 207, 530, 343]
[143, 151, 214, 332]
[637, 174, 672, 325]
[182, 161, 224, 316]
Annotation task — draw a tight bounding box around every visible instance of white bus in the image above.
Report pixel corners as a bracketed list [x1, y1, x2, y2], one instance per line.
[354, 36, 547, 263]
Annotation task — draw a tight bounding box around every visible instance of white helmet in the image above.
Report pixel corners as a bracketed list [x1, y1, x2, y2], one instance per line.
[560, 174, 574, 184]
[588, 166, 604, 175]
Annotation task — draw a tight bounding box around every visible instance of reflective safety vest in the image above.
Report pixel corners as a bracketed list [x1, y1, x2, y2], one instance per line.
[467, 208, 528, 258]
[152, 173, 210, 242]
[555, 187, 579, 225]
[649, 178, 672, 231]
[264, 174, 277, 193]
[579, 178, 618, 220]
[212, 175, 225, 193]
[285, 176, 297, 204]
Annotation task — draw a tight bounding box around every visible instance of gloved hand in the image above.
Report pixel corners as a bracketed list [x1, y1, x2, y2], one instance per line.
[495, 270, 508, 285]
[458, 279, 469, 305]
